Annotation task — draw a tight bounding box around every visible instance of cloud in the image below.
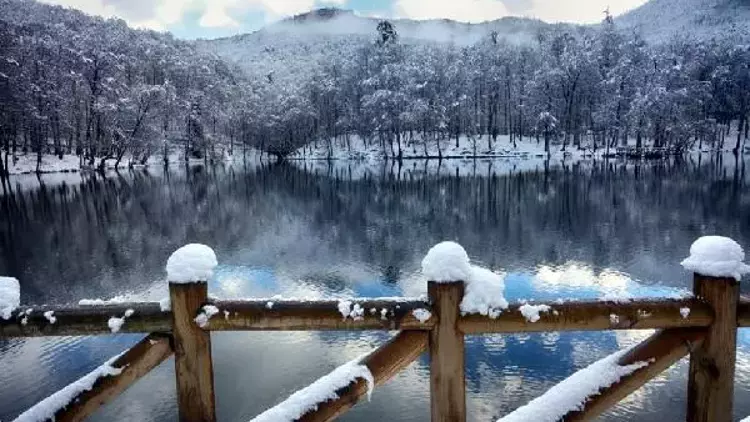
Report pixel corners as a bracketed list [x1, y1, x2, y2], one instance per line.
[517, 0, 649, 23]
[394, 0, 510, 22]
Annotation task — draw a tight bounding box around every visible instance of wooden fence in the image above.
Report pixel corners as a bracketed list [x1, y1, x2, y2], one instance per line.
[1, 254, 748, 421]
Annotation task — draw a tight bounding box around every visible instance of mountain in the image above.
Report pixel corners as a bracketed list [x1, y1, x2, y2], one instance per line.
[617, 0, 750, 42]
[196, 9, 562, 88]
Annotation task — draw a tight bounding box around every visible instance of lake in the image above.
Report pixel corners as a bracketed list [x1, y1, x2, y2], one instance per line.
[1, 155, 749, 421]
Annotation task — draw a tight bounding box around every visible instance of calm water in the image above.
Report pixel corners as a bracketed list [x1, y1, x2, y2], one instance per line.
[1, 156, 749, 421]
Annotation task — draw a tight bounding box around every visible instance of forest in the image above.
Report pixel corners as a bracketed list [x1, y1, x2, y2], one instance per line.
[0, 0, 749, 175]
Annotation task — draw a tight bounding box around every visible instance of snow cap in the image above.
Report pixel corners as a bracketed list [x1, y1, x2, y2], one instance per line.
[0, 276, 20, 320]
[421, 241, 471, 283]
[166, 244, 218, 283]
[681, 236, 750, 281]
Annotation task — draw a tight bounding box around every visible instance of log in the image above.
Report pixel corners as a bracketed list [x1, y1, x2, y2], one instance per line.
[170, 282, 216, 422]
[0, 303, 171, 337]
[562, 328, 706, 421]
[688, 274, 739, 422]
[428, 281, 466, 422]
[55, 333, 174, 422]
[297, 330, 429, 422]
[459, 299, 713, 334]
[205, 299, 434, 331]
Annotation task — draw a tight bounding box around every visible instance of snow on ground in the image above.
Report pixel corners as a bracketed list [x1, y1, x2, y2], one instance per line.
[681, 236, 750, 280]
[249, 357, 374, 422]
[0, 276, 20, 320]
[496, 347, 650, 422]
[1, 153, 80, 175]
[166, 244, 218, 283]
[12, 353, 124, 422]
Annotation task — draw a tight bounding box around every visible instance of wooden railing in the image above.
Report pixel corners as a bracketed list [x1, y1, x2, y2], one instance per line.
[1, 250, 748, 421]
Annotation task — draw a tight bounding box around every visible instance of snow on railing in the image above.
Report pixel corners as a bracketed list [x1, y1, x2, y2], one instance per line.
[249, 357, 374, 422]
[12, 353, 124, 422]
[496, 347, 649, 422]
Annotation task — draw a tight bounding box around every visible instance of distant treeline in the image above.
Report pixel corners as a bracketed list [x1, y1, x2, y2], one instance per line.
[0, 0, 748, 175]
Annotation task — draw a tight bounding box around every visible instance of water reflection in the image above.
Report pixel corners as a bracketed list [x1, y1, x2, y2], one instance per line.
[0, 155, 748, 421]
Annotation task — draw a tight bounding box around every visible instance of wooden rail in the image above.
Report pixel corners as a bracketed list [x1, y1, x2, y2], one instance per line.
[2, 241, 748, 422]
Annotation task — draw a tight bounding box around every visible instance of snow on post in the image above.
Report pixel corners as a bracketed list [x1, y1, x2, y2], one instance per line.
[496, 348, 649, 422]
[421, 241, 471, 283]
[0, 276, 20, 320]
[680, 236, 750, 281]
[13, 353, 124, 422]
[421, 242, 509, 317]
[248, 357, 374, 422]
[166, 244, 218, 283]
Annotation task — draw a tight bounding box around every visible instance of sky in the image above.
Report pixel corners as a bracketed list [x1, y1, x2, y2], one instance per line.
[37, 0, 651, 39]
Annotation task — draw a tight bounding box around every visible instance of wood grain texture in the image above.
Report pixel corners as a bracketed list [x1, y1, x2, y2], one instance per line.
[688, 274, 739, 422]
[428, 281, 466, 422]
[459, 299, 713, 334]
[170, 282, 216, 422]
[56, 333, 174, 422]
[297, 330, 428, 422]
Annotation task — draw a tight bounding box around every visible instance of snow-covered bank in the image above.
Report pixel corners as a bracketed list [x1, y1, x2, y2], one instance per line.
[1, 149, 264, 176]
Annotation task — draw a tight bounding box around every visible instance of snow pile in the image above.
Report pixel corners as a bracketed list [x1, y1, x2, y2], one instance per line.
[460, 266, 509, 318]
[13, 354, 124, 422]
[421, 241, 471, 283]
[497, 348, 649, 422]
[412, 308, 432, 323]
[43, 311, 56, 324]
[337, 300, 365, 321]
[194, 305, 220, 328]
[519, 304, 552, 323]
[78, 296, 128, 306]
[159, 297, 171, 311]
[680, 307, 690, 319]
[166, 244, 218, 283]
[0, 276, 20, 320]
[249, 358, 374, 422]
[680, 236, 750, 281]
[107, 309, 134, 333]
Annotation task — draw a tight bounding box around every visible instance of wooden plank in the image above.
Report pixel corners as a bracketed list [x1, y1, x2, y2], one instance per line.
[207, 299, 434, 331]
[428, 281, 466, 422]
[562, 328, 706, 421]
[55, 333, 174, 422]
[0, 303, 171, 337]
[688, 274, 739, 422]
[297, 330, 429, 422]
[170, 282, 216, 422]
[459, 299, 713, 334]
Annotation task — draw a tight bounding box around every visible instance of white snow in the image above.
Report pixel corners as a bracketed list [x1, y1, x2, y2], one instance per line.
[108, 317, 125, 333]
[519, 304, 552, 323]
[337, 300, 365, 321]
[43, 311, 56, 324]
[421, 241, 471, 283]
[497, 348, 650, 422]
[0, 276, 20, 320]
[159, 297, 171, 311]
[165, 244, 218, 283]
[680, 307, 690, 319]
[249, 357, 374, 422]
[460, 266, 509, 318]
[266, 301, 274, 309]
[194, 305, 220, 328]
[610, 314, 620, 325]
[107, 309, 134, 333]
[13, 353, 124, 422]
[680, 236, 750, 281]
[337, 300, 353, 319]
[412, 308, 432, 323]
[380, 308, 388, 320]
[78, 296, 128, 306]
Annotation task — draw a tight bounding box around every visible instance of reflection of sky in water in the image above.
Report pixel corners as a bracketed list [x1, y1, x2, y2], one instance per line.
[1, 262, 748, 421]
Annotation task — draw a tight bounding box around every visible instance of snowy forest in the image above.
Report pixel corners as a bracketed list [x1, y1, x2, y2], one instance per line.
[0, 0, 749, 175]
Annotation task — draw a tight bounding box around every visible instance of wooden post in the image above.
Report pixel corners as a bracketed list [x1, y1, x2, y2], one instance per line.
[428, 281, 466, 422]
[687, 273, 739, 422]
[170, 281, 216, 422]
